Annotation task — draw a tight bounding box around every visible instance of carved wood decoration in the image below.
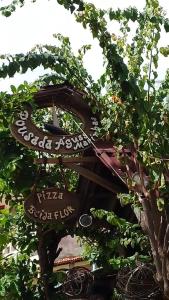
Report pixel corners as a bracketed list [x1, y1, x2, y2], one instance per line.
[10, 85, 99, 154]
[24, 187, 79, 223]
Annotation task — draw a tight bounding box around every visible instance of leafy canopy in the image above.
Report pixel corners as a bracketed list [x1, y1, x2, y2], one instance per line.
[0, 0, 169, 298]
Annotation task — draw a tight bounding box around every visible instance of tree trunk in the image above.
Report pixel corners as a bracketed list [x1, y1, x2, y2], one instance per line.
[37, 227, 64, 300]
[141, 196, 169, 299]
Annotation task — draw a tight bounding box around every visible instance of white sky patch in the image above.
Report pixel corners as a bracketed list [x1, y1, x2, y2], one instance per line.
[0, 0, 168, 91]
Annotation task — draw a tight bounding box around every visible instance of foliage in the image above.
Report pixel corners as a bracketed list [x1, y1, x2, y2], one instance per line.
[0, 206, 44, 299]
[79, 208, 150, 270]
[0, 0, 169, 298]
[0, 254, 42, 300]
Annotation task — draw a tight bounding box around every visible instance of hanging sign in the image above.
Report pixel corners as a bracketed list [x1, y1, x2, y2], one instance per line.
[10, 85, 99, 154]
[24, 187, 79, 223]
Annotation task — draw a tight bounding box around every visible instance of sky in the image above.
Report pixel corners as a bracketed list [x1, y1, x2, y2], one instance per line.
[0, 0, 168, 91]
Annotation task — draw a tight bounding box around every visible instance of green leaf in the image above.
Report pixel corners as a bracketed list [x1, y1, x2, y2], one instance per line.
[151, 170, 160, 182]
[160, 46, 169, 57]
[10, 85, 17, 93]
[157, 198, 164, 211]
[0, 178, 6, 192]
[70, 4, 75, 13]
[164, 19, 169, 32]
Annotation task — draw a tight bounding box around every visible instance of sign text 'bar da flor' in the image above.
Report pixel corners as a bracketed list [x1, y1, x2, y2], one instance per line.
[10, 85, 99, 154]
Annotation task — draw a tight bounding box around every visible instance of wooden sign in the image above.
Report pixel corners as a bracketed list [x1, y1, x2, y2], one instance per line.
[24, 187, 79, 223]
[10, 85, 99, 154]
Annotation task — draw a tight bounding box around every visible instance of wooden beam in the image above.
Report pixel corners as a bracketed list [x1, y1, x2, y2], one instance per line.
[64, 163, 123, 194]
[34, 156, 98, 165]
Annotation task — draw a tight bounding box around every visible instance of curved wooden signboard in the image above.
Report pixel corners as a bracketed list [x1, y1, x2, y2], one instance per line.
[24, 187, 79, 223]
[10, 85, 99, 154]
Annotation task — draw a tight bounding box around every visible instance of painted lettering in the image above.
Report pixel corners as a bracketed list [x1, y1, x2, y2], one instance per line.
[78, 134, 83, 141]
[90, 134, 96, 141]
[41, 210, 47, 221]
[42, 190, 46, 200]
[31, 136, 39, 146]
[54, 211, 59, 220]
[19, 111, 29, 120]
[82, 133, 91, 143]
[24, 132, 34, 141]
[45, 139, 52, 150]
[26, 203, 76, 222]
[64, 208, 69, 217]
[33, 209, 38, 218]
[71, 136, 79, 143]
[67, 206, 75, 213]
[38, 136, 48, 149]
[28, 205, 35, 214]
[47, 212, 52, 219]
[60, 210, 66, 219]
[46, 192, 52, 200]
[92, 120, 98, 126]
[37, 193, 43, 204]
[91, 126, 98, 131]
[18, 126, 27, 136]
[53, 192, 58, 200]
[65, 139, 72, 149]
[15, 120, 25, 127]
[92, 131, 98, 137]
[83, 140, 89, 147]
[58, 192, 63, 200]
[74, 141, 84, 151]
[55, 138, 65, 150]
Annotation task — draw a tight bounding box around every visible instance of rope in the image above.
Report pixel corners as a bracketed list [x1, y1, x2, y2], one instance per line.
[72, 117, 98, 150]
[72, 118, 127, 185]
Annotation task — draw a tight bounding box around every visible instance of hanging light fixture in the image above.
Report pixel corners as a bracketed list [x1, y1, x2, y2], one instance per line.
[79, 214, 92, 228]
